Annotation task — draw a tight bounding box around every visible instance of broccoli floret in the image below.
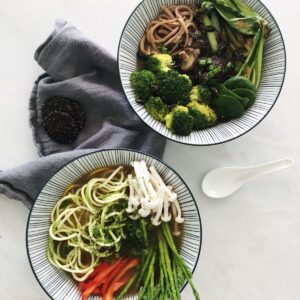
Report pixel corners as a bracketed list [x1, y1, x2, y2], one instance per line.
[187, 102, 217, 130]
[190, 86, 200, 102]
[131, 70, 156, 101]
[145, 96, 168, 122]
[145, 54, 173, 73]
[165, 106, 193, 136]
[189, 85, 212, 104]
[157, 70, 192, 105]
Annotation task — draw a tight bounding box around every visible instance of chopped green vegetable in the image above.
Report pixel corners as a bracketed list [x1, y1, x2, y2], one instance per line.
[120, 218, 150, 257]
[207, 66, 223, 79]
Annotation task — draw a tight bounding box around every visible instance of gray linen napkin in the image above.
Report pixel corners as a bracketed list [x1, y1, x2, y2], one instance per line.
[0, 20, 166, 208]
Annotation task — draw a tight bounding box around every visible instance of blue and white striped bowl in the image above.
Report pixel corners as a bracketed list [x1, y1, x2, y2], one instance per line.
[118, 0, 286, 145]
[26, 149, 202, 300]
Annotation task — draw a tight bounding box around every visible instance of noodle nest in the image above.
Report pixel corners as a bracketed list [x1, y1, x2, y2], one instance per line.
[47, 166, 129, 281]
[140, 5, 197, 56]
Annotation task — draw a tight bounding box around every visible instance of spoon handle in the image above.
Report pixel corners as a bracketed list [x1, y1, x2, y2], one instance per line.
[241, 157, 294, 182]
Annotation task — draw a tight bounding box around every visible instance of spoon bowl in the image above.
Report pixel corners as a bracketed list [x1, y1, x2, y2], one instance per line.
[202, 158, 294, 199]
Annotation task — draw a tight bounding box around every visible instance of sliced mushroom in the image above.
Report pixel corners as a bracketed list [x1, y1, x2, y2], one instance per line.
[179, 48, 200, 73]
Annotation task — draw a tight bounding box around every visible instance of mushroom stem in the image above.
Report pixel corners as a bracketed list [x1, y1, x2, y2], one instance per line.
[174, 198, 184, 223]
[151, 187, 165, 226]
[131, 179, 143, 202]
[161, 192, 172, 222]
[172, 220, 181, 237]
[126, 174, 136, 213]
[149, 166, 177, 201]
[171, 200, 181, 236]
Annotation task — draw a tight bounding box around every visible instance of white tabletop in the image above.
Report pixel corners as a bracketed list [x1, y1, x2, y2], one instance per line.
[0, 0, 299, 299]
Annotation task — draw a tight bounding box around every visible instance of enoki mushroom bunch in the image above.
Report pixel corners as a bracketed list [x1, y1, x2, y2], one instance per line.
[140, 5, 198, 56]
[126, 161, 184, 235]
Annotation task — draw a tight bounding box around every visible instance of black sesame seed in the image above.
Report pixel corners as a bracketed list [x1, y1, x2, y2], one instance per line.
[43, 111, 79, 144]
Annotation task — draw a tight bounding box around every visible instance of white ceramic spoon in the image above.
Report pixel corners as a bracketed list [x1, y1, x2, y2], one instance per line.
[202, 158, 294, 199]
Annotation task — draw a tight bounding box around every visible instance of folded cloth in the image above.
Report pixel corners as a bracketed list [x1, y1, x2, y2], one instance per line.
[0, 20, 166, 208]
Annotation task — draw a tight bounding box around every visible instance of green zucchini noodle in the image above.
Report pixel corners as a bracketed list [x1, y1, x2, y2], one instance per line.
[47, 166, 130, 281]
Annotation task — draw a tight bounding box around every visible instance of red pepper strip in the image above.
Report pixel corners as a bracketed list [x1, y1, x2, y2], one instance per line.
[102, 258, 140, 300]
[78, 262, 110, 292]
[102, 281, 129, 300]
[81, 258, 123, 300]
[78, 281, 86, 292]
[101, 258, 129, 295]
[113, 258, 139, 283]
[93, 287, 102, 297]
[87, 262, 111, 281]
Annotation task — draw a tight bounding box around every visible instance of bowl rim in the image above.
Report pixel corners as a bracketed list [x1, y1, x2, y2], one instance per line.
[26, 148, 203, 300]
[117, 0, 287, 146]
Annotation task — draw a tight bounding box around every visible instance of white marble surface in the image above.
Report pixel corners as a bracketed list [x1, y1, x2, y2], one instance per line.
[0, 0, 299, 299]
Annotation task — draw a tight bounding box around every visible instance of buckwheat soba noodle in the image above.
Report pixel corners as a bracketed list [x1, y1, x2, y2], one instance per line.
[140, 5, 197, 56]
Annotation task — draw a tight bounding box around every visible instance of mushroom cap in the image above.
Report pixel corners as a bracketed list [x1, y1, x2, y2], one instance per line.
[151, 218, 162, 226]
[175, 216, 185, 224]
[126, 207, 136, 214]
[138, 207, 151, 217]
[129, 214, 140, 220]
[161, 214, 172, 222]
[141, 197, 161, 210]
[179, 48, 201, 73]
